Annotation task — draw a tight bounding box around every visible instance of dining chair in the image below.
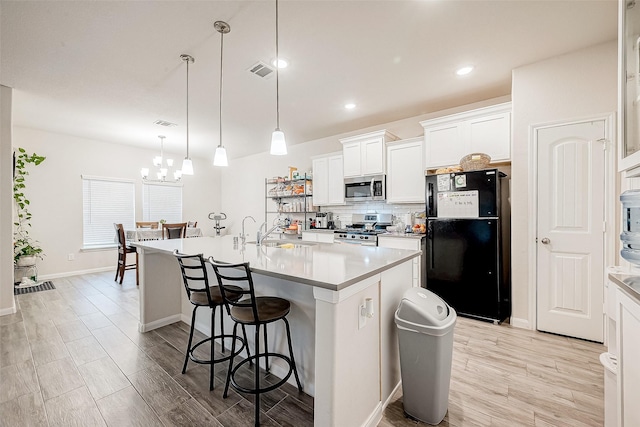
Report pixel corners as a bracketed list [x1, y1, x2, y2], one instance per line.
[187, 221, 197, 228]
[113, 223, 138, 286]
[136, 221, 159, 229]
[162, 222, 187, 239]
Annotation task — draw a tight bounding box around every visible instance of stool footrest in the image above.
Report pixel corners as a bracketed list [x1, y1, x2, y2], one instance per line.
[188, 334, 246, 365]
[230, 353, 294, 395]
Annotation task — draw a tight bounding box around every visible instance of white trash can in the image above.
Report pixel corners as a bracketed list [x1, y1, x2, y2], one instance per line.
[394, 287, 457, 425]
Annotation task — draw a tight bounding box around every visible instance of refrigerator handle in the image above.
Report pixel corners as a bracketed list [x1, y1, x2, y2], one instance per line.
[427, 221, 434, 268]
[427, 182, 434, 217]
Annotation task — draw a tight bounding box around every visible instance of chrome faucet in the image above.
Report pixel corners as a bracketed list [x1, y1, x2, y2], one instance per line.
[257, 221, 279, 245]
[241, 216, 256, 243]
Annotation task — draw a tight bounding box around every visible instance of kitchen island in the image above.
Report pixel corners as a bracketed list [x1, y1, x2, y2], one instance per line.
[132, 235, 420, 427]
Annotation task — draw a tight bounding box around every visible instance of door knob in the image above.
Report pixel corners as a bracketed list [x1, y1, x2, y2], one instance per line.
[541, 238, 550, 244]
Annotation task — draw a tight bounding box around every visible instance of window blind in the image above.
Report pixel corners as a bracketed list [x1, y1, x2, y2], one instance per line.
[142, 183, 182, 223]
[82, 176, 135, 248]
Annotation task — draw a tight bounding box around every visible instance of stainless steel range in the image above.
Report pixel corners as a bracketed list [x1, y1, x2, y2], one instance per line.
[334, 213, 393, 246]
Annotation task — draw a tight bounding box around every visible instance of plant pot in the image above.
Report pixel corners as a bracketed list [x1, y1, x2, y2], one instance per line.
[16, 255, 37, 267]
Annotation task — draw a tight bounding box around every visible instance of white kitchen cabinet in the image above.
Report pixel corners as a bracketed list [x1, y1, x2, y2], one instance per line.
[386, 137, 425, 203]
[421, 103, 511, 169]
[616, 288, 640, 427]
[312, 153, 344, 206]
[340, 130, 398, 177]
[377, 235, 424, 288]
[302, 231, 335, 243]
[328, 155, 345, 205]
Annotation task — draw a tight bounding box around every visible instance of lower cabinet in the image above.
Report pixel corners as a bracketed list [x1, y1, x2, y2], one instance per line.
[616, 288, 640, 426]
[302, 231, 335, 243]
[377, 235, 424, 288]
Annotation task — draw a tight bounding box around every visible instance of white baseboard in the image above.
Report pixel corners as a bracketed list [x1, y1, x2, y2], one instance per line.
[363, 402, 383, 427]
[510, 317, 532, 330]
[39, 266, 113, 281]
[138, 314, 182, 332]
[0, 304, 17, 316]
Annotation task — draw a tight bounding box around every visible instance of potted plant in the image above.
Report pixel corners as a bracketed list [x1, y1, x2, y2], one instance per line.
[13, 148, 46, 273]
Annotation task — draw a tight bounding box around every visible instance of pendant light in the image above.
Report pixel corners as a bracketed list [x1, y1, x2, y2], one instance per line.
[180, 54, 195, 175]
[270, 0, 287, 156]
[213, 21, 230, 167]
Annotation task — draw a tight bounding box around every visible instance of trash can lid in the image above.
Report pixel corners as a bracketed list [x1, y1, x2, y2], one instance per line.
[394, 288, 456, 335]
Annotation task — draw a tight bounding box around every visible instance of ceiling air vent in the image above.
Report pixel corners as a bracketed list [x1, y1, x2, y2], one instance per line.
[154, 120, 178, 127]
[248, 61, 274, 79]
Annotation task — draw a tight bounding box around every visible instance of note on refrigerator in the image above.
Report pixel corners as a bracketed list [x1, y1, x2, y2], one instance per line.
[437, 190, 479, 218]
[437, 174, 451, 191]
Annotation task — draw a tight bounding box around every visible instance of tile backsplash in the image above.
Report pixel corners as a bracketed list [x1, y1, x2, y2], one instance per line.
[321, 202, 425, 228]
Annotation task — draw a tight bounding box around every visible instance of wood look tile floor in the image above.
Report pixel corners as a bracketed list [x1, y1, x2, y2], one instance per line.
[0, 271, 604, 426]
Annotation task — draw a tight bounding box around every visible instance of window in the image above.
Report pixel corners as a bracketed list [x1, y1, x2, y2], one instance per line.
[142, 183, 182, 223]
[82, 176, 135, 248]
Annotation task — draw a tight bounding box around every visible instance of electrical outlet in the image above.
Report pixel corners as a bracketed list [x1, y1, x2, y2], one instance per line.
[68, 253, 75, 261]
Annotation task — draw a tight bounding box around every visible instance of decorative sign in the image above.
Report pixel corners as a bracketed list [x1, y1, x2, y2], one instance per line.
[437, 190, 479, 218]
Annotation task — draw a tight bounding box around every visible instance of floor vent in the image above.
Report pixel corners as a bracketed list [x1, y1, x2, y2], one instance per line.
[154, 120, 178, 127]
[248, 61, 274, 79]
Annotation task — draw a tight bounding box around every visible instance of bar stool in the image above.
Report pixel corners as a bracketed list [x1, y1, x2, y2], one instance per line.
[208, 257, 303, 426]
[173, 251, 250, 390]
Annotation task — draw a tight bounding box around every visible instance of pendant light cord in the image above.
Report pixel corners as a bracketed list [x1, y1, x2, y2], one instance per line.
[275, 0, 280, 131]
[186, 59, 190, 158]
[219, 28, 224, 148]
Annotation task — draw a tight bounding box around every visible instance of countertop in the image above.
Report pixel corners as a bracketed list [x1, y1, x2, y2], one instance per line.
[608, 271, 640, 304]
[132, 235, 420, 292]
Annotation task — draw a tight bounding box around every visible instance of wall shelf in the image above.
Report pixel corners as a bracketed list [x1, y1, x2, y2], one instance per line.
[265, 174, 316, 231]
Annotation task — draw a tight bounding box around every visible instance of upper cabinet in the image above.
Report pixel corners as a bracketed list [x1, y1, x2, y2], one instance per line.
[312, 153, 345, 206]
[340, 130, 399, 177]
[618, 0, 640, 173]
[386, 137, 425, 203]
[420, 103, 512, 169]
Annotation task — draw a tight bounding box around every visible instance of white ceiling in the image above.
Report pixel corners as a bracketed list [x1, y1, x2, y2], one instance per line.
[1, 1, 617, 161]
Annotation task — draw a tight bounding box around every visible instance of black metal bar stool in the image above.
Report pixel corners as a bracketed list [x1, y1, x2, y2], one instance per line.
[208, 258, 303, 426]
[173, 251, 250, 390]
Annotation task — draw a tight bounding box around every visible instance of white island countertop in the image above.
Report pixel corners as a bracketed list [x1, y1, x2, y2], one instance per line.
[132, 235, 420, 291]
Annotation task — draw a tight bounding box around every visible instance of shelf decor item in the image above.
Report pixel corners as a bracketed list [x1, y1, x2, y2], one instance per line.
[460, 153, 491, 171]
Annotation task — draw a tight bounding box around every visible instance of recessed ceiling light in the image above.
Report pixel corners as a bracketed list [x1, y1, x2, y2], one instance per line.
[344, 103, 356, 110]
[456, 66, 474, 76]
[272, 58, 288, 69]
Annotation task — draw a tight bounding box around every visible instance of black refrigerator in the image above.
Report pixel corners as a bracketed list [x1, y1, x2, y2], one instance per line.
[425, 168, 511, 323]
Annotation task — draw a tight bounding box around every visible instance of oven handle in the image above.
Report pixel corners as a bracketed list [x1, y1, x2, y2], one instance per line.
[335, 240, 377, 246]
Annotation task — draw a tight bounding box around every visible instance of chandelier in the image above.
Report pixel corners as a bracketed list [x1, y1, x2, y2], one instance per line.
[140, 135, 182, 182]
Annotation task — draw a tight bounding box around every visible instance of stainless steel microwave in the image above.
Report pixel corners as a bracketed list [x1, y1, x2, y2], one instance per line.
[344, 175, 386, 202]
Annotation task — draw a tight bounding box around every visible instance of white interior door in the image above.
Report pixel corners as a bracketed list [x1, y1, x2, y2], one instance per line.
[536, 120, 605, 342]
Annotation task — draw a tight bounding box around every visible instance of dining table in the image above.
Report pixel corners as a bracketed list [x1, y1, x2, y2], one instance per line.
[125, 227, 203, 242]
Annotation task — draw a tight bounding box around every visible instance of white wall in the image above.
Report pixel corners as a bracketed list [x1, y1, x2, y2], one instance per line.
[510, 41, 618, 327]
[219, 95, 512, 239]
[1, 86, 15, 315]
[11, 127, 222, 278]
